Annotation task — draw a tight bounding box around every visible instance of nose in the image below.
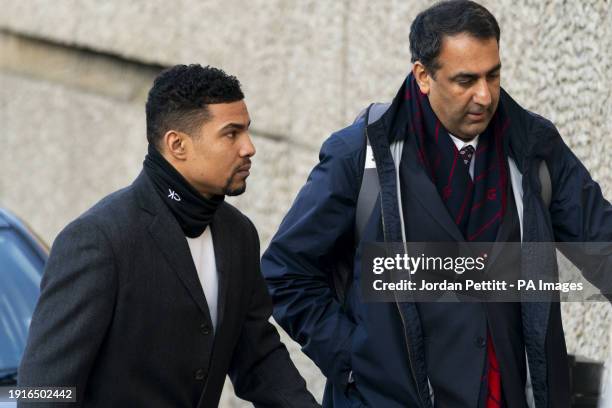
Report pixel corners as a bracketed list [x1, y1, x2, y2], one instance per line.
[473, 79, 492, 107]
[240, 133, 256, 158]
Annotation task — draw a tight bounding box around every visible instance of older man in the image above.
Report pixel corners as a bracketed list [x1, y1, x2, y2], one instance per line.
[262, 1, 612, 407]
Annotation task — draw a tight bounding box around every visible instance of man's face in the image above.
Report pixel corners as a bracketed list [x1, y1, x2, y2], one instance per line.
[416, 33, 501, 140]
[182, 100, 255, 197]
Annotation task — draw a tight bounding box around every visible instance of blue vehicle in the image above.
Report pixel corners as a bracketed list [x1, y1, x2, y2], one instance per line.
[0, 208, 47, 406]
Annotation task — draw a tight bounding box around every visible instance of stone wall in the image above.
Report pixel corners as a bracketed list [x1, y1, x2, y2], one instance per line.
[1, 1, 610, 405]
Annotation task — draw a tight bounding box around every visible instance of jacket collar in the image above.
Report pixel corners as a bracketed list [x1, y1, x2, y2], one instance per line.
[132, 171, 215, 324]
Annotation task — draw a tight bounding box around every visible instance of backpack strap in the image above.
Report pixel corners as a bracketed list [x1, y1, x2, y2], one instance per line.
[353, 102, 390, 126]
[331, 103, 393, 306]
[354, 103, 390, 243]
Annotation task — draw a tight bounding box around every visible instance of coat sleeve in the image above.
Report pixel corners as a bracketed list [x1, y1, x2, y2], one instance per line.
[261, 131, 362, 390]
[17, 217, 117, 407]
[548, 135, 612, 297]
[228, 221, 319, 408]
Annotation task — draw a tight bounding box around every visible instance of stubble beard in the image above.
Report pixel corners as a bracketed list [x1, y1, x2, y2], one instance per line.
[222, 174, 247, 196]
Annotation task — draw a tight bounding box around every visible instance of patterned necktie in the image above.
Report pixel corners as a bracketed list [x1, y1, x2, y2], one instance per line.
[459, 144, 476, 167]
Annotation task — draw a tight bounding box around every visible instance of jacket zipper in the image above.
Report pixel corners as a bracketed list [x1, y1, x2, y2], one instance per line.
[374, 150, 426, 407]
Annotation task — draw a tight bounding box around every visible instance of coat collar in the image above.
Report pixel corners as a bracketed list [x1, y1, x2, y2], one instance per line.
[132, 171, 215, 324]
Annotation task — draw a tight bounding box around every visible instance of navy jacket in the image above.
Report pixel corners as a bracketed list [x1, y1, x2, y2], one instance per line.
[262, 90, 612, 408]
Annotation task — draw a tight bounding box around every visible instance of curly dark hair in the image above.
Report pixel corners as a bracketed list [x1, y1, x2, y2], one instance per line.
[145, 64, 244, 147]
[409, 0, 500, 76]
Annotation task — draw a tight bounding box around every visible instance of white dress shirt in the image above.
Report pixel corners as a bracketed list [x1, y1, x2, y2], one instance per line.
[186, 227, 218, 329]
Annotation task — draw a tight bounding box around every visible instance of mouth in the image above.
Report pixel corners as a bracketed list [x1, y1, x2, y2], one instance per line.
[235, 162, 251, 177]
[467, 111, 486, 121]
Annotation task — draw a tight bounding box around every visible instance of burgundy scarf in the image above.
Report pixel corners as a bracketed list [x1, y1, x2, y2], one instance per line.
[400, 73, 510, 243]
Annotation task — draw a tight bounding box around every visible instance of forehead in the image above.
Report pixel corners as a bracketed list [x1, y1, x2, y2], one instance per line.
[206, 100, 250, 125]
[436, 33, 500, 74]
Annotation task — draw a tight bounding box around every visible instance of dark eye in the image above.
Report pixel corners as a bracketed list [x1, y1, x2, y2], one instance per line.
[456, 77, 474, 86]
[227, 131, 237, 138]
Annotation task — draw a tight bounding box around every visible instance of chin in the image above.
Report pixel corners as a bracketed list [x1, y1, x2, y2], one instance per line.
[225, 183, 247, 197]
[463, 124, 487, 138]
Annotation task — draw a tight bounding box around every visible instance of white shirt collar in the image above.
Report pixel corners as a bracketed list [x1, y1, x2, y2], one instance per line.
[449, 133, 479, 151]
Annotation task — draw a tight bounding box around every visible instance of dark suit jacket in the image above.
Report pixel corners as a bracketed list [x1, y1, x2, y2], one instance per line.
[18, 172, 318, 408]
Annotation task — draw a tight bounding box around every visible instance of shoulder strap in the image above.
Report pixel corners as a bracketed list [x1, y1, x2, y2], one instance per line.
[353, 102, 390, 125]
[354, 103, 393, 243]
[331, 104, 392, 306]
[367, 102, 391, 124]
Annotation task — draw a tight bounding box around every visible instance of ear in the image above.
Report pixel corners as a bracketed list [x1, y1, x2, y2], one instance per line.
[162, 130, 189, 161]
[412, 61, 431, 95]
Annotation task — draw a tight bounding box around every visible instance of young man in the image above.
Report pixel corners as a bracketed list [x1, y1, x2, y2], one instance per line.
[19, 64, 318, 408]
[262, 1, 612, 407]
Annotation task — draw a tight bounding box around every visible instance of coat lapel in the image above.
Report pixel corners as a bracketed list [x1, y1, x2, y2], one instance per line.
[133, 172, 214, 322]
[401, 136, 466, 243]
[209, 205, 234, 333]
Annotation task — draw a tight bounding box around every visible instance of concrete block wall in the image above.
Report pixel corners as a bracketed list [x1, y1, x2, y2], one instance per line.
[1, 1, 610, 405]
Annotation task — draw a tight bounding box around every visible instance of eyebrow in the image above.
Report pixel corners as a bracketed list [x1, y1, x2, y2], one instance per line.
[220, 120, 251, 132]
[450, 63, 502, 81]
